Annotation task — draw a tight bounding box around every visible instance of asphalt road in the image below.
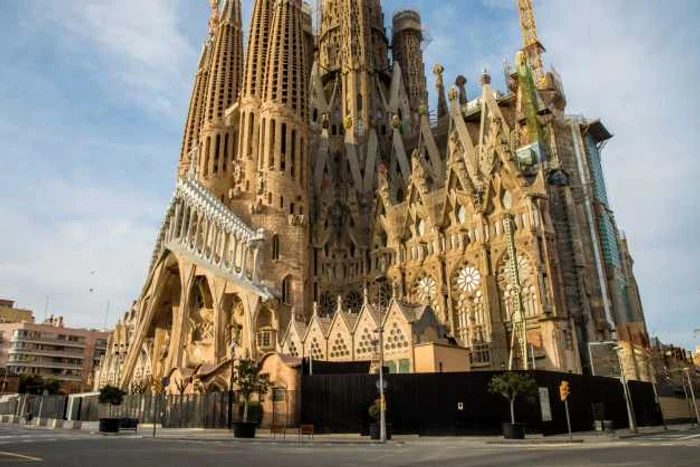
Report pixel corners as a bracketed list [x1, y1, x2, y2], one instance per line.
[0, 426, 698, 466]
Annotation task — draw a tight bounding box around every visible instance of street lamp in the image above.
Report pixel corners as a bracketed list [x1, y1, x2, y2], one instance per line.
[372, 325, 387, 443]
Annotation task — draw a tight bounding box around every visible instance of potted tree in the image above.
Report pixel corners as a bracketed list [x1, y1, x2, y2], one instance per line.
[232, 359, 271, 438]
[488, 372, 538, 439]
[98, 385, 126, 433]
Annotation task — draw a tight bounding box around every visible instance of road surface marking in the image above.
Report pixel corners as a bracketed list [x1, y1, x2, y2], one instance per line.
[679, 434, 700, 440]
[0, 451, 42, 461]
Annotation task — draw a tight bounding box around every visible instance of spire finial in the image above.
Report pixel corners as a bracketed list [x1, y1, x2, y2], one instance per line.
[209, 0, 220, 35]
[517, 0, 545, 83]
[336, 295, 343, 314]
[363, 286, 369, 306]
[312, 301, 319, 318]
[433, 64, 448, 120]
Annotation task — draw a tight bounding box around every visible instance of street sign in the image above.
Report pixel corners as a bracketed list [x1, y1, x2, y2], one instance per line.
[538, 387, 552, 422]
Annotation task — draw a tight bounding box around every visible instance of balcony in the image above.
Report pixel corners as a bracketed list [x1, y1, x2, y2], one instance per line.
[6, 360, 83, 371]
[10, 336, 85, 348]
[8, 348, 85, 359]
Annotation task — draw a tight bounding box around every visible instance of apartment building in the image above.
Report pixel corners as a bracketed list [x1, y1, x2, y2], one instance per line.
[0, 315, 109, 392]
[0, 299, 34, 324]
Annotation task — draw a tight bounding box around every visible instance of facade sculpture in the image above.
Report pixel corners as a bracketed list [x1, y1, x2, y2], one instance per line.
[96, 0, 649, 393]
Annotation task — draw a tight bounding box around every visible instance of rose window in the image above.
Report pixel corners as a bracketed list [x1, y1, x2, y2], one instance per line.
[415, 275, 437, 304]
[456, 265, 481, 294]
[320, 292, 335, 316]
[344, 290, 363, 312]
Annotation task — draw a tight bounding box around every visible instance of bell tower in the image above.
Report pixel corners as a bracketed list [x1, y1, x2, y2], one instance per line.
[254, 0, 311, 315]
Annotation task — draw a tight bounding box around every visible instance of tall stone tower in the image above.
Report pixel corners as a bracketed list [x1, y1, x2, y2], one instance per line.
[391, 10, 427, 115]
[253, 0, 311, 318]
[177, 0, 244, 202]
[237, 0, 273, 216]
[197, 0, 244, 201]
[177, 1, 219, 178]
[319, 0, 390, 138]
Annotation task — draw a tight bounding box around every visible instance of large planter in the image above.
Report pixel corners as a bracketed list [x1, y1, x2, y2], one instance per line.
[502, 422, 525, 440]
[369, 423, 392, 440]
[233, 422, 257, 438]
[99, 418, 120, 433]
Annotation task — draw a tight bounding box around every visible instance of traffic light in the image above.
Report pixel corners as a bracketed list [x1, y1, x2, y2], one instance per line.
[559, 380, 570, 401]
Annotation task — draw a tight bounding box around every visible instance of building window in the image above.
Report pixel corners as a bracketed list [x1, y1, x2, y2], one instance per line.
[282, 277, 292, 305]
[257, 329, 274, 350]
[272, 235, 280, 260]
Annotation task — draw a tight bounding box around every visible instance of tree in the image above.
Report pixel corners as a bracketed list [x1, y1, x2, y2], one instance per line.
[42, 377, 61, 395]
[18, 374, 44, 395]
[232, 359, 271, 423]
[489, 372, 538, 424]
[99, 385, 126, 418]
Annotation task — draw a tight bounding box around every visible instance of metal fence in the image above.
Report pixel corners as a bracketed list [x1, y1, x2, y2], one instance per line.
[0, 395, 67, 420]
[1, 391, 299, 430]
[301, 370, 663, 435]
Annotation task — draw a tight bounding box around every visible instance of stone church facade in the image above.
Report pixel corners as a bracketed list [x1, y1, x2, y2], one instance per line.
[96, 0, 648, 393]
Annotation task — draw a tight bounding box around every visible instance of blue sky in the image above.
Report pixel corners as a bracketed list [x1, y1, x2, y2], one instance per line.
[0, 1, 698, 350]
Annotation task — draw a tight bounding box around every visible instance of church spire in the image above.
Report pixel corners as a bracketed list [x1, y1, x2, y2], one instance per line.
[177, 1, 221, 178]
[189, 0, 243, 199]
[517, 0, 546, 83]
[237, 0, 273, 199]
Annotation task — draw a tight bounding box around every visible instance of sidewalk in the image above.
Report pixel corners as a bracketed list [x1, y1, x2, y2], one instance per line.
[142, 427, 411, 445]
[143, 423, 698, 446]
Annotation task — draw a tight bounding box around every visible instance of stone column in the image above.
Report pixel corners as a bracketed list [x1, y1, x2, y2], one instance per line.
[238, 245, 249, 279]
[186, 207, 195, 249]
[230, 236, 239, 273]
[251, 243, 261, 281]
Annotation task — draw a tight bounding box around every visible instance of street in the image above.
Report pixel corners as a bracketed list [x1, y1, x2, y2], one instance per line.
[0, 425, 698, 466]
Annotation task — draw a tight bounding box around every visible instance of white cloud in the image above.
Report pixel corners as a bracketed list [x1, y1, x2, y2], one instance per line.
[34, 0, 197, 117]
[537, 0, 700, 348]
[0, 171, 162, 329]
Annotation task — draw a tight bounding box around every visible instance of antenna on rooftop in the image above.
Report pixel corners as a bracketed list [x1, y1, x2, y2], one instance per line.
[103, 300, 111, 330]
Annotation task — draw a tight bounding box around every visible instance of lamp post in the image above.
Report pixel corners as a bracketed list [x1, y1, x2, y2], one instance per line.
[372, 324, 387, 443]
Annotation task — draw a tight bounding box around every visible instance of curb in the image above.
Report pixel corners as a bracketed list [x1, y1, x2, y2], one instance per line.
[152, 436, 405, 446]
[616, 429, 679, 440]
[486, 439, 585, 446]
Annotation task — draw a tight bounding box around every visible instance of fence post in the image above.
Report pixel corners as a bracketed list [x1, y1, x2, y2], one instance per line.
[228, 390, 233, 429]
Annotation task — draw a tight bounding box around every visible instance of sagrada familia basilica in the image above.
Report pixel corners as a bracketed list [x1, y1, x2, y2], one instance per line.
[96, 0, 649, 393]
